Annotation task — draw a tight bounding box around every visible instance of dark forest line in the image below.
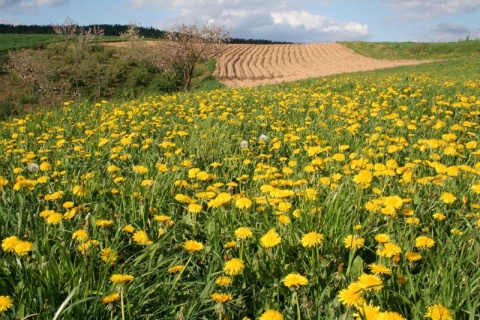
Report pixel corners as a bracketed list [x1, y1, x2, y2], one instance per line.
[0, 23, 291, 44]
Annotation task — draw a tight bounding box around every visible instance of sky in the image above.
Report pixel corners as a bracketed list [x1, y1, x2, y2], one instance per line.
[1, 0, 480, 43]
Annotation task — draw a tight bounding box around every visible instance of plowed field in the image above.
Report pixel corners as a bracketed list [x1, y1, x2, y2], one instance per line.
[214, 43, 431, 87]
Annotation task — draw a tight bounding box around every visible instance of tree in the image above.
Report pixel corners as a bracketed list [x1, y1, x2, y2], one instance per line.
[165, 22, 230, 90]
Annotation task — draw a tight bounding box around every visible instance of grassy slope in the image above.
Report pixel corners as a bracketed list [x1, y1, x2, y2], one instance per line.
[341, 40, 480, 60]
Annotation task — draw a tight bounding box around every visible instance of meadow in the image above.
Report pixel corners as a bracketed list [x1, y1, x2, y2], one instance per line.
[0, 43, 479, 319]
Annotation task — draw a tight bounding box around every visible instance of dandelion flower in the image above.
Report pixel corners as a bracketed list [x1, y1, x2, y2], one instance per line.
[184, 240, 204, 252]
[432, 213, 446, 220]
[101, 247, 118, 264]
[167, 265, 185, 273]
[133, 165, 148, 174]
[0, 295, 13, 313]
[259, 309, 283, 320]
[374, 234, 390, 244]
[369, 263, 391, 275]
[234, 227, 253, 240]
[338, 282, 364, 307]
[211, 292, 233, 303]
[110, 274, 134, 284]
[405, 252, 422, 262]
[344, 235, 365, 250]
[301, 232, 324, 248]
[282, 273, 309, 288]
[353, 302, 381, 320]
[132, 230, 153, 244]
[187, 203, 203, 214]
[415, 236, 435, 249]
[425, 304, 453, 320]
[46, 212, 63, 225]
[96, 219, 113, 228]
[235, 197, 253, 209]
[378, 311, 406, 320]
[215, 276, 232, 286]
[27, 163, 39, 172]
[357, 273, 383, 292]
[377, 242, 402, 258]
[260, 229, 282, 248]
[14, 241, 34, 256]
[240, 140, 249, 149]
[2, 236, 21, 253]
[123, 225, 135, 233]
[224, 258, 245, 276]
[102, 293, 120, 304]
[223, 241, 237, 249]
[440, 192, 456, 204]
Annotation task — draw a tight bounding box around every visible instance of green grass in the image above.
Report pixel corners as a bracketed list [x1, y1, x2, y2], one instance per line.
[0, 34, 64, 53]
[0, 42, 479, 319]
[342, 40, 480, 59]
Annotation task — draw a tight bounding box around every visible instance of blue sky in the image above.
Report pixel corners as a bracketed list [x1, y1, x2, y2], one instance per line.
[1, 0, 479, 43]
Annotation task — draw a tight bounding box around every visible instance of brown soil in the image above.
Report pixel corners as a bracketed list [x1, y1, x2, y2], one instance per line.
[213, 43, 433, 88]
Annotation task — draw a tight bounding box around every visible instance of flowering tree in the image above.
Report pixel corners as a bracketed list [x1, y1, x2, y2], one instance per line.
[165, 22, 230, 90]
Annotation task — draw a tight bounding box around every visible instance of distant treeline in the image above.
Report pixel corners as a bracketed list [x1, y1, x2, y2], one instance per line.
[0, 23, 291, 44]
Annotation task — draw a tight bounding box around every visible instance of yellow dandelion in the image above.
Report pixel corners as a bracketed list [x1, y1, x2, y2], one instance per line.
[353, 302, 381, 320]
[101, 247, 118, 264]
[215, 276, 232, 286]
[235, 197, 253, 209]
[440, 192, 456, 204]
[433, 212, 446, 220]
[425, 304, 453, 320]
[282, 273, 309, 288]
[415, 236, 435, 249]
[14, 241, 34, 256]
[211, 292, 233, 303]
[260, 229, 282, 248]
[374, 234, 390, 244]
[378, 311, 406, 320]
[368, 263, 392, 275]
[224, 241, 237, 249]
[223, 258, 245, 276]
[338, 282, 364, 307]
[167, 265, 185, 273]
[357, 273, 383, 292]
[377, 242, 402, 258]
[187, 203, 203, 214]
[0, 295, 14, 313]
[405, 252, 422, 262]
[344, 234, 365, 250]
[133, 165, 148, 174]
[96, 219, 113, 228]
[2, 236, 21, 253]
[102, 293, 120, 304]
[46, 212, 63, 225]
[184, 240, 204, 252]
[123, 225, 135, 233]
[259, 309, 284, 320]
[301, 232, 324, 248]
[132, 230, 153, 245]
[234, 227, 253, 240]
[277, 215, 291, 225]
[110, 274, 134, 284]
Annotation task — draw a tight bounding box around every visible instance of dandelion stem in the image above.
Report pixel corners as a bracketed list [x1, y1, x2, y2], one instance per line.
[293, 290, 301, 320]
[168, 254, 193, 298]
[120, 287, 125, 320]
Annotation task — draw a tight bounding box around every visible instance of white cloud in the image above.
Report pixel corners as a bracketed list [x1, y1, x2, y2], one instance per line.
[384, 0, 480, 19]
[271, 11, 368, 35]
[134, 1, 369, 42]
